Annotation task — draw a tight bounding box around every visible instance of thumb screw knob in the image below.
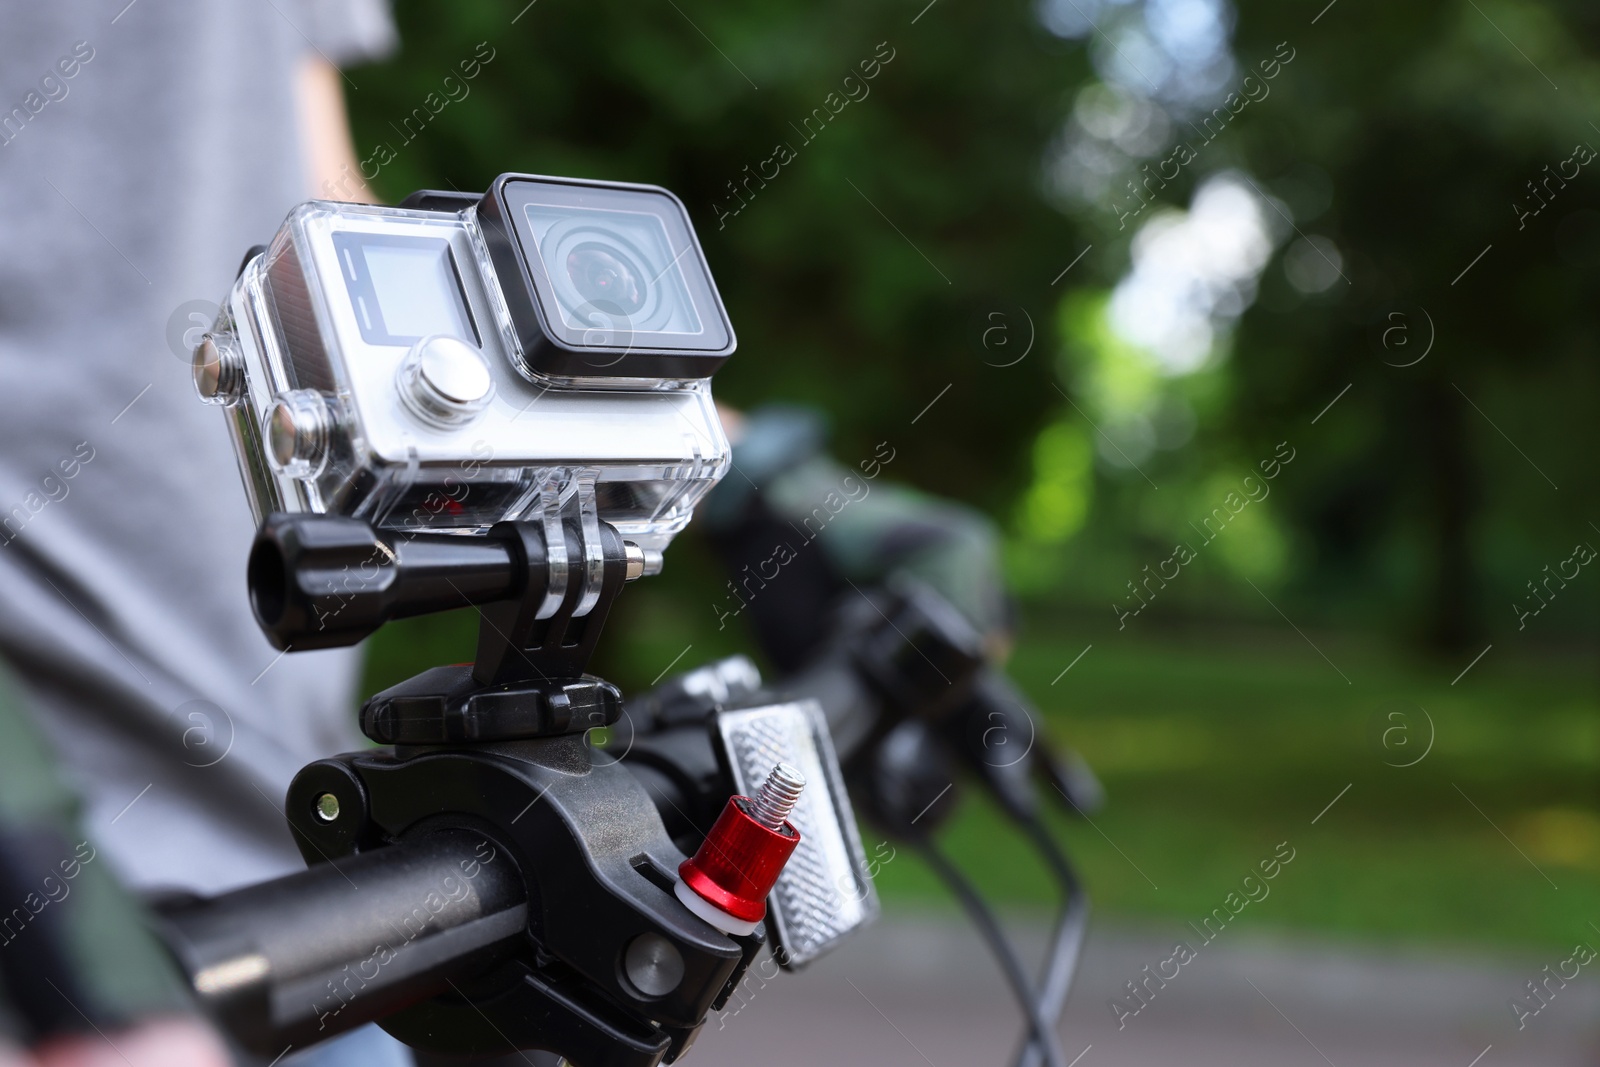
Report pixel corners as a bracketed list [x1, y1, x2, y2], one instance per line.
[675, 761, 807, 935]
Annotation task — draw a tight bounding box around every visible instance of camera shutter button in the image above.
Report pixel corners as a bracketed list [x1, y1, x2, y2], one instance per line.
[399, 335, 494, 427]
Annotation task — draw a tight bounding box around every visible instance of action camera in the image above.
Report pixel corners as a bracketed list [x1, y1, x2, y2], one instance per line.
[193, 174, 734, 562]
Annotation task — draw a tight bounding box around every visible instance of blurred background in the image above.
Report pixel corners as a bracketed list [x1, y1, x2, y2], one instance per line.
[345, 1, 1597, 1062]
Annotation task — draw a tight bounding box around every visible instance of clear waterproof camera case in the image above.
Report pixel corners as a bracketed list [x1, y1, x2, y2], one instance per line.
[194, 175, 735, 561]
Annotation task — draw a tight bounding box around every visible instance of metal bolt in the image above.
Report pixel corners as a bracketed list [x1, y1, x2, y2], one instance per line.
[313, 792, 341, 823]
[749, 762, 805, 832]
[623, 932, 685, 998]
[623, 542, 646, 582]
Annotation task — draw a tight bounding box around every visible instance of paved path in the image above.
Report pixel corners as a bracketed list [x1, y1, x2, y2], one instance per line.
[689, 915, 1599, 1066]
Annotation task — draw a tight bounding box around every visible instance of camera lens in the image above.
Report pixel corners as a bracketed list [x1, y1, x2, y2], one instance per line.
[566, 242, 646, 316]
[533, 207, 702, 343]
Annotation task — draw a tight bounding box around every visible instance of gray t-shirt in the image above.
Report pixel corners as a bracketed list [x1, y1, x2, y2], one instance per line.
[0, 1, 395, 895]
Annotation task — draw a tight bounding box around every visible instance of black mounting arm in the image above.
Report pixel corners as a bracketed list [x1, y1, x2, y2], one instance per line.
[246, 513, 638, 746]
[246, 512, 632, 683]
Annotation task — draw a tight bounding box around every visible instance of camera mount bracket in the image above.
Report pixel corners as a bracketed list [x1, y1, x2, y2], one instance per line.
[365, 502, 631, 746]
[243, 509, 767, 1064]
[248, 498, 636, 745]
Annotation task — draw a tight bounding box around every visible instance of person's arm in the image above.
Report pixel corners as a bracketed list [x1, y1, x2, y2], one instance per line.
[297, 56, 374, 203]
[0, 678, 231, 1067]
[30, 1020, 229, 1067]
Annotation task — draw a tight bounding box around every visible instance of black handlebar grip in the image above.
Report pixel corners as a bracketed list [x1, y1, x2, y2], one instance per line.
[248, 514, 520, 650]
[155, 830, 528, 1053]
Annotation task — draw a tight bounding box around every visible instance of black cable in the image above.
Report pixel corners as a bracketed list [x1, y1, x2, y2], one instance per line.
[1011, 816, 1089, 1067]
[915, 841, 1070, 1067]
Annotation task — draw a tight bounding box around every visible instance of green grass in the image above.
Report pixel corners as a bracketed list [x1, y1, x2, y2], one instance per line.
[366, 601, 1600, 952]
[872, 622, 1600, 952]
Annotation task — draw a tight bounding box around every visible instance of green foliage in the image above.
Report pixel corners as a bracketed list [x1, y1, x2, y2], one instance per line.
[1217, 0, 1600, 648]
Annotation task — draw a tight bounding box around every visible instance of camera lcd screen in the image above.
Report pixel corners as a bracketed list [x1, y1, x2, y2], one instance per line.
[494, 179, 731, 356]
[333, 232, 479, 347]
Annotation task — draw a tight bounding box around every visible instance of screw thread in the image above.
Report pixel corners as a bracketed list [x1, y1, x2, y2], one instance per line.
[749, 762, 806, 831]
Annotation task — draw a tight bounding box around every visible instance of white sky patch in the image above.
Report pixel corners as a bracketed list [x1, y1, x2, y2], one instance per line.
[1107, 171, 1282, 374]
[1043, 0, 1240, 206]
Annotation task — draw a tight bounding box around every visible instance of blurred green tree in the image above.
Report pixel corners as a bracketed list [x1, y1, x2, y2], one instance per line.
[1221, 0, 1600, 649]
[1005, 0, 1599, 651]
